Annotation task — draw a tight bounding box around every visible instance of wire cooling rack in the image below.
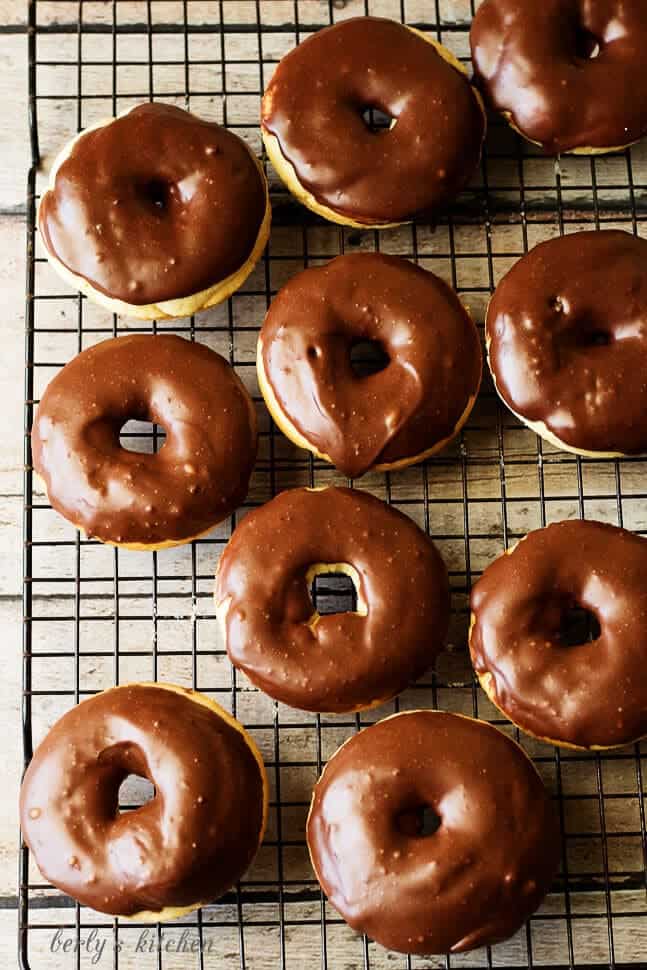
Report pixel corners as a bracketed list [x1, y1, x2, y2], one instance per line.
[20, 1, 647, 968]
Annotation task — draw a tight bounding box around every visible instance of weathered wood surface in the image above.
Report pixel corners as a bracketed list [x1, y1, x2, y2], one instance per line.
[2, 1, 647, 967]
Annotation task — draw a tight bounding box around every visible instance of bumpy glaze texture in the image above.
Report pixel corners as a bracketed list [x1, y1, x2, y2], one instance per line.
[215, 487, 450, 712]
[307, 711, 559, 954]
[20, 685, 266, 916]
[262, 17, 485, 223]
[32, 334, 257, 546]
[470, 520, 647, 749]
[39, 103, 267, 304]
[260, 253, 482, 477]
[486, 230, 647, 454]
[471, 0, 647, 153]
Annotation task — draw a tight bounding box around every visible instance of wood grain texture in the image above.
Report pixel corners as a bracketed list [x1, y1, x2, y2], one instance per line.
[3, 1, 647, 967]
[0, 32, 29, 210]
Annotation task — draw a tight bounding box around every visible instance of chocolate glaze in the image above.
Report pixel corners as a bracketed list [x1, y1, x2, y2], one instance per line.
[307, 711, 559, 954]
[260, 253, 482, 478]
[486, 230, 647, 455]
[19, 684, 265, 916]
[471, 0, 647, 153]
[215, 487, 450, 713]
[39, 103, 267, 305]
[470, 520, 647, 749]
[261, 17, 485, 224]
[32, 334, 257, 546]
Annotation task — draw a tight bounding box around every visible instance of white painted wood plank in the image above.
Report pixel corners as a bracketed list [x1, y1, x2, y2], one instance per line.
[0, 35, 29, 211]
[0, 216, 27, 502]
[0, 599, 22, 898]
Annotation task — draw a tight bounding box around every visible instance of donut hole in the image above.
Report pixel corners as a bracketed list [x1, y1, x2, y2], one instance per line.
[574, 27, 601, 60]
[549, 295, 569, 314]
[559, 605, 601, 646]
[361, 105, 395, 134]
[349, 339, 390, 378]
[564, 325, 613, 355]
[118, 774, 155, 813]
[396, 804, 441, 838]
[119, 418, 166, 454]
[553, 307, 614, 364]
[138, 177, 172, 211]
[581, 329, 611, 347]
[310, 571, 357, 615]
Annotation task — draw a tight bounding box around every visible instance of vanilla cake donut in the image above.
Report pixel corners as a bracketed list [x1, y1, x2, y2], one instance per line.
[38, 103, 271, 319]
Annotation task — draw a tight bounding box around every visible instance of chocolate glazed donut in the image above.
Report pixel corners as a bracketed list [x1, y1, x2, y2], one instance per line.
[32, 334, 257, 549]
[470, 520, 647, 749]
[261, 17, 485, 226]
[485, 230, 647, 457]
[214, 487, 450, 713]
[19, 683, 268, 919]
[307, 711, 559, 954]
[258, 253, 482, 479]
[38, 103, 271, 319]
[471, 0, 647, 154]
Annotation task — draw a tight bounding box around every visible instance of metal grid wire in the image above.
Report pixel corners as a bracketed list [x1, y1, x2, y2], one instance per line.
[20, 1, 647, 967]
